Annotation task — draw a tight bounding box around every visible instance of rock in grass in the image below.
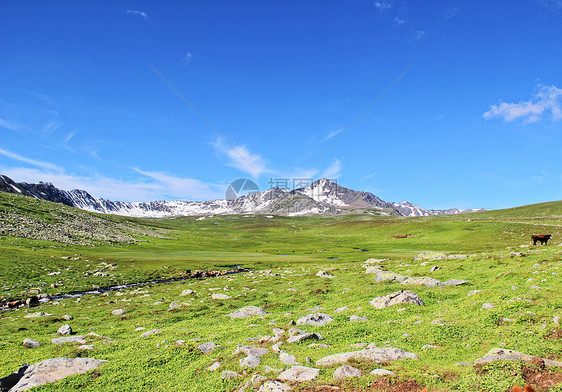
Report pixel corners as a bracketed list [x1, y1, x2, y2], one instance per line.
[111, 309, 127, 316]
[333, 365, 362, 379]
[56, 325, 72, 335]
[211, 293, 231, 300]
[207, 361, 221, 371]
[61, 315, 73, 321]
[233, 345, 268, 357]
[401, 277, 441, 287]
[316, 346, 419, 366]
[481, 303, 495, 309]
[296, 313, 333, 326]
[371, 368, 396, 376]
[9, 357, 106, 392]
[441, 279, 469, 286]
[369, 290, 424, 309]
[180, 289, 194, 296]
[286, 332, 323, 344]
[316, 271, 336, 278]
[372, 270, 407, 282]
[350, 315, 368, 322]
[23, 339, 40, 348]
[474, 348, 562, 367]
[221, 370, 240, 379]
[197, 341, 220, 354]
[279, 352, 299, 365]
[140, 329, 163, 338]
[240, 355, 261, 368]
[51, 336, 86, 345]
[228, 306, 268, 319]
[258, 380, 292, 392]
[277, 366, 319, 382]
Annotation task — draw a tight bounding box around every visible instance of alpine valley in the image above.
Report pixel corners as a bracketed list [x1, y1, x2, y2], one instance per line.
[0, 175, 485, 218]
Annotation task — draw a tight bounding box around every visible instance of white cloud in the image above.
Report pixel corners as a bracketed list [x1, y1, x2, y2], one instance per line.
[414, 30, 426, 40]
[213, 138, 270, 178]
[0, 147, 62, 172]
[393, 17, 407, 25]
[324, 128, 344, 141]
[374, 1, 392, 12]
[321, 159, 342, 179]
[126, 10, 148, 19]
[483, 85, 562, 123]
[444, 7, 459, 20]
[182, 52, 193, 65]
[0, 118, 21, 131]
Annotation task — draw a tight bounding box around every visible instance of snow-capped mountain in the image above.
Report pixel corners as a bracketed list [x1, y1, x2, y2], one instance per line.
[0, 174, 485, 218]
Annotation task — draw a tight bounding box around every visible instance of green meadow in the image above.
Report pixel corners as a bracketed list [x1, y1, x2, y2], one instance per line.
[0, 192, 561, 391]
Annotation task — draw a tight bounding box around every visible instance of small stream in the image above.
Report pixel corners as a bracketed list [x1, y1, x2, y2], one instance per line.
[1, 266, 251, 310]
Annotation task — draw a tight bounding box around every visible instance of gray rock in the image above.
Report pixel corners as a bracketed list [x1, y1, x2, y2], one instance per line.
[78, 345, 94, 350]
[316, 346, 419, 366]
[277, 366, 319, 382]
[401, 277, 441, 287]
[441, 279, 469, 286]
[56, 324, 72, 335]
[369, 290, 424, 309]
[286, 332, 323, 344]
[207, 361, 221, 371]
[234, 345, 268, 357]
[229, 306, 268, 319]
[373, 270, 407, 283]
[316, 271, 336, 278]
[467, 290, 483, 296]
[221, 370, 240, 379]
[211, 293, 231, 300]
[371, 368, 395, 376]
[180, 289, 194, 296]
[258, 380, 292, 392]
[296, 313, 333, 326]
[61, 315, 73, 321]
[474, 348, 562, 367]
[51, 336, 86, 345]
[197, 341, 220, 354]
[333, 365, 362, 379]
[335, 306, 349, 313]
[279, 352, 299, 365]
[23, 339, 40, 348]
[140, 329, 163, 338]
[481, 303, 495, 309]
[9, 357, 106, 392]
[111, 309, 127, 316]
[350, 315, 368, 322]
[240, 355, 261, 368]
[414, 251, 447, 261]
[168, 301, 183, 310]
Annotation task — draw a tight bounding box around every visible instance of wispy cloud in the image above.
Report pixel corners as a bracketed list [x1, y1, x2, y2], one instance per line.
[321, 159, 342, 179]
[324, 128, 344, 141]
[414, 30, 426, 40]
[213, 138, 270, 178]
[0, 118, 21, 132]
[126, 10, 148, 19]
[393, 17, 407, 25]
[443, 6, 460, 20]
[42, 120, 63, 135]
[483, 85, 562, 123]
[374, 1, 392, 12]
[0, 147, 62, 172]
[182, 52, 193, 65]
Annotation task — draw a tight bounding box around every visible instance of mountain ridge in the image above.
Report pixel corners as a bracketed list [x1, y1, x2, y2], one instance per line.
[0, 174, 486, 218]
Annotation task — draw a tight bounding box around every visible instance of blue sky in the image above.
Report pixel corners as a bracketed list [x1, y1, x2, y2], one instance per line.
[1, 1, 561, 210]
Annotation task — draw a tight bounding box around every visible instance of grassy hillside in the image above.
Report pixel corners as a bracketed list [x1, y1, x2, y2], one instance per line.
[0, 194, 561, 391]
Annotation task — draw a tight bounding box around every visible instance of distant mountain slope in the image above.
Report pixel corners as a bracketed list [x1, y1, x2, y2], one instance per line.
[0, 174, 485, 218]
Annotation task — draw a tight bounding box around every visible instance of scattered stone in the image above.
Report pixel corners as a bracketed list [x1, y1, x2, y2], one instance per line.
[369, 290, 424, 309]
[296, 313, 333, 326]
[277, 366, 319, 382]
[234, 345, 268, 357]
[23, 339, 40, 348]
[414, 251, 446, 261]
[350, 315, 368, 322]
[481, 303, 495, 309]
[259, 380, 292, 392]
[316, 271, 336, 278]
[371, 368, 395, 376]
[421, 344, 440, 350]
[333, 365, 362, 379]
[455, 362, 471, 366]
[287, 332, 323, 344]
[372, 270, 407, 283]
[308, 343, 331, 348]
[229, 306, 268, 319]
[78, 345, 94, 350]
[51, 336, 86, 345]
[475, 348, 562, 367]
[56, 325, 72, 335]
[8, 357, 106, 392]
[402, 277, 441, 287]
[169, 301, 183, 310]
[221, 370, 240, 379]
[335, 306, 349, 313]
[24, 312, 50, 318]
[207, 361, 221, 371]
[441, 279, 469, 286]
[140, 329, 163, 338]
[211, 293, 231, 300]
[554, 315, 560, 325]
[197, 341, 220, 354]
[180, 289, 194, 296]
[61, 315, 73, 321]
[240, 355, 261, 368]
[364, 258, 387, 264]
[264, 365, 283, 373]
[280, 352, 299, 365]
[467, 290, 482, 296]
[111, 309, 127, 316]
[316, 346, 419, 366]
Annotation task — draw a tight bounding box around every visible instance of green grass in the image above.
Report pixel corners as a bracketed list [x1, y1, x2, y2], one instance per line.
[1, 194, 561, 391]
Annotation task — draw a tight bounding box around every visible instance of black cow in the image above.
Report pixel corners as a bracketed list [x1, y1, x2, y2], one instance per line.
[0, 364, 28, 392]
[531, 234, 551, 246]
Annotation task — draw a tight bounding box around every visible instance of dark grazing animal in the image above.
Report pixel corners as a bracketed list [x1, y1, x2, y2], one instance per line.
[0, 364, 28, 392]
[531, 234, 551, 246]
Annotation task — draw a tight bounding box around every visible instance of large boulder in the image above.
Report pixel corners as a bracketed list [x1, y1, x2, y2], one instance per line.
[333, 365, 362, 379]
[371, 270, 407, 282]
[229, 306, 268, 319]
[369, 290, 424, 309]
[277, 366, 319, 382]
[401, 277, 441, 287]
[316, 346, 419, 366]
[8, 357, 106, 392]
